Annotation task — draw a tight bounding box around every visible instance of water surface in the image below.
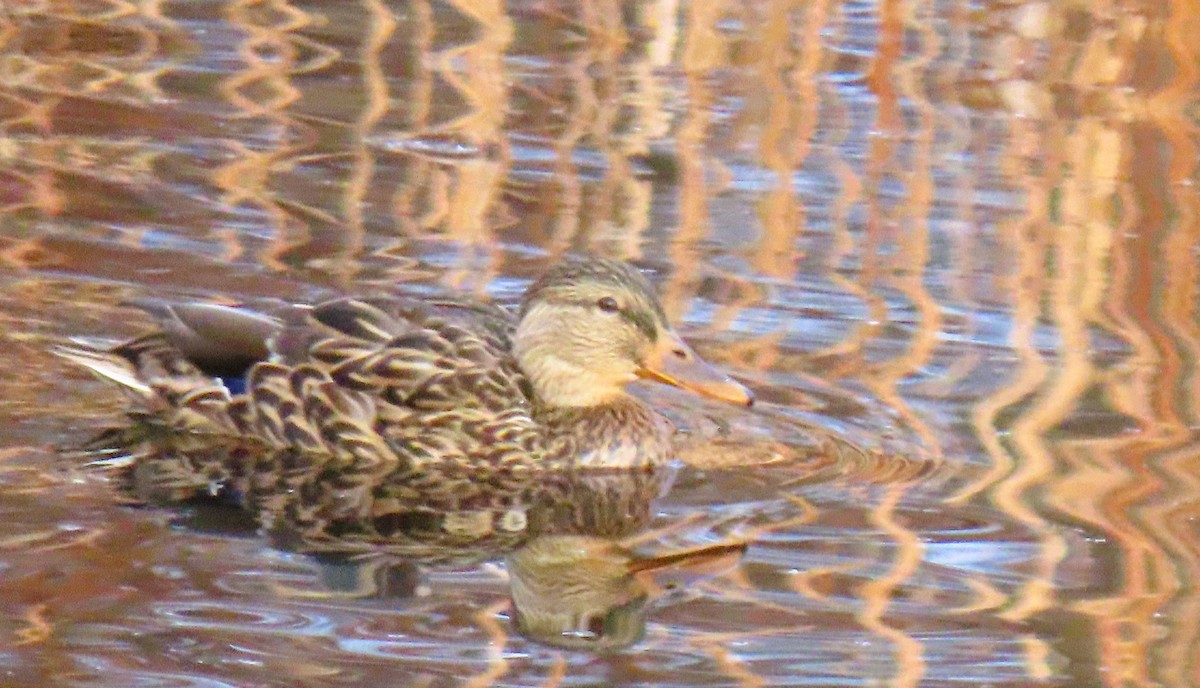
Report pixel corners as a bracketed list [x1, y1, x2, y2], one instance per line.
[2, 1, 1199, 686]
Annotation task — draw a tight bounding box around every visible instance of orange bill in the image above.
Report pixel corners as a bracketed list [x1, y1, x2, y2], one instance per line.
[636, 332, 754, 406]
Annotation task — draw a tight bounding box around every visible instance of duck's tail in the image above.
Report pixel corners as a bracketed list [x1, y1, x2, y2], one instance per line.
[54, 334, 236, 434]
[53, 338, 157, 402]
[55, 307, 400, 488]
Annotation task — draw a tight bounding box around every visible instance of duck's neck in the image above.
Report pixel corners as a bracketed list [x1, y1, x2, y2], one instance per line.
[522, 356, 630, 408]
[534, 394, 646, 424]
[535, 396, 676, 469]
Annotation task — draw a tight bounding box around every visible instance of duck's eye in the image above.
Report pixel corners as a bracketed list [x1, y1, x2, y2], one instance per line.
[596, 297, 621, 313]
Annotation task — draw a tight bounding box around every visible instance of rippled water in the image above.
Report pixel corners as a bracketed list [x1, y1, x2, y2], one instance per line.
[2, 1, 1199, 686]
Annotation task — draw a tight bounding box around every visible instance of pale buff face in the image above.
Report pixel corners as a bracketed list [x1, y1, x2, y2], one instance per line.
[514, 279, 665, 408]
[513, 259, 752, 409]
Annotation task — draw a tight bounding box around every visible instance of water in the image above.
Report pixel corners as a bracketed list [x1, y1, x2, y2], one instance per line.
[2, 1, 1198, 686]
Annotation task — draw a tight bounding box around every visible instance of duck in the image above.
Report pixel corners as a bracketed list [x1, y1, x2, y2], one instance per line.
[57, 259, 753, 478]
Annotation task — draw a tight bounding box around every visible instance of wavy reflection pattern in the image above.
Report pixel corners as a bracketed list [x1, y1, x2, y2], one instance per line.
[2, 0, 1200, 686]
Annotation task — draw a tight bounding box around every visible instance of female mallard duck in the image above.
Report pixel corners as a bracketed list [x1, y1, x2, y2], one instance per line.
[58, 259, 752, 473]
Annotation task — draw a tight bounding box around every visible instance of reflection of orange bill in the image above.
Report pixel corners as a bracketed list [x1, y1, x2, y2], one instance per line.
[637, 333, 753, 406]
[629, 541, 749, 593]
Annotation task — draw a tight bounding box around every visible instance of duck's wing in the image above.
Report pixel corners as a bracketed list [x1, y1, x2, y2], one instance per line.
[124, 299, 282, 376]
[61, 292, 534, 442]
[113, 293, 525, 409]
[273, 293, 529, 413]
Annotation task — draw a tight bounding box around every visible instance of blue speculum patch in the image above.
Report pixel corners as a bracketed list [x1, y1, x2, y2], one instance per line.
[219, 374, 247, 396]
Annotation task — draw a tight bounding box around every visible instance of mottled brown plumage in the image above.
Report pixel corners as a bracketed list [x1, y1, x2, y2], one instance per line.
[57, 259, 752, 480]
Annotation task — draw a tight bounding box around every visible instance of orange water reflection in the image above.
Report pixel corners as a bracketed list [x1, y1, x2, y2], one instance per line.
[2, 1, 1200, 686]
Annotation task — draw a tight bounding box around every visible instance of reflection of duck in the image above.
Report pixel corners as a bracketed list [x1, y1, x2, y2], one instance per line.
[120, 437, 675, 561]
[121, 437, 746, 651]
[58, 259, 751, 473]
[508, 536, 746, 651]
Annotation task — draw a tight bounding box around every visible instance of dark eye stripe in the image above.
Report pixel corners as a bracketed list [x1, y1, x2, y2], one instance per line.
[620, 309, 658, 342]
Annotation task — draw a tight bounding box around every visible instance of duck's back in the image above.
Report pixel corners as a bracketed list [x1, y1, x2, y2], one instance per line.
[69, 293, 546, 478]
[273, 293, 529, 413]
[265, 293, 547, 474]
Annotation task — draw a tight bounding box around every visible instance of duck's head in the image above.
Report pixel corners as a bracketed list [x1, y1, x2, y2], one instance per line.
[514, 259, 753, 409]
